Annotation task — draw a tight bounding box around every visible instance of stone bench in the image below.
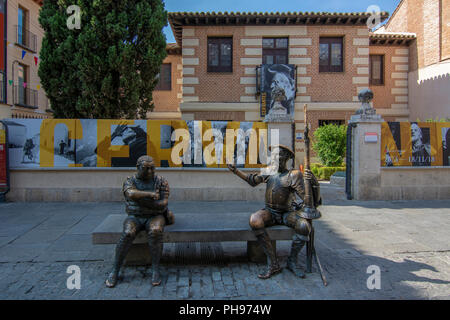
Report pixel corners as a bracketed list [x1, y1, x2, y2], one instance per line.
[92, 213, 294, 265]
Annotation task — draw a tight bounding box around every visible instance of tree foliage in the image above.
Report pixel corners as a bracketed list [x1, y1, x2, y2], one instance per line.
[39, 0, 167, 119]
[312, 124, 347, 167]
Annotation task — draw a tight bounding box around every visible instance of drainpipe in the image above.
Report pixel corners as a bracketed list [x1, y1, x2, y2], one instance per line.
[345, 122, 357, 200]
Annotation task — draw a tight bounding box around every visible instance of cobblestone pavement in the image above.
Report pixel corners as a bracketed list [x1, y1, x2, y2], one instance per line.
[0, 197, 449, 300]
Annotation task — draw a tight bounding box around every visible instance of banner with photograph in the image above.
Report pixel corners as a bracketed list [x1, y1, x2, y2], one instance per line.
[4, 119, 269, 169]
[260, 64, 296, 121]
[381, 122, 450, 167]
[0, 127, 7, 190]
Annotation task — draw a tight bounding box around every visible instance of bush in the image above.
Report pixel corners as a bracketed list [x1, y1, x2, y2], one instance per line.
[312, 124, 347, 167]
[311, 166, 346, 180]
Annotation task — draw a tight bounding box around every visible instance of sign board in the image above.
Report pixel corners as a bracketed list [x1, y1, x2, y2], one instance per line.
[365, 132, 378, 143]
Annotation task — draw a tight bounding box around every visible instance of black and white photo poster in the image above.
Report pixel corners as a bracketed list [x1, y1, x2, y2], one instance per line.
[260, 64, 296, 121]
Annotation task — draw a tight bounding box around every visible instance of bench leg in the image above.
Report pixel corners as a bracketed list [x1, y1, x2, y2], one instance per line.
[247, 240, 277, 263]
[124, 244, 152, 266]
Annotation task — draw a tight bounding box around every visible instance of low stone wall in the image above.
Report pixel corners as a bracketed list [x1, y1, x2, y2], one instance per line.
[7, 167, 346, 202]
[7, 168, 265, 202]
[379, 167, 450, 200]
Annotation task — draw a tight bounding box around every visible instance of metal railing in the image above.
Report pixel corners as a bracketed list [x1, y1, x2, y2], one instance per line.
[13, 84, 38, 109]
[15, 25, 37, 52]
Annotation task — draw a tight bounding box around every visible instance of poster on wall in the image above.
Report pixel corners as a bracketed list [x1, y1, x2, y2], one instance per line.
[260, 64, 296, 122]
[5, 119, 269, 169]
[0, 127, 7, 191]
[381, 122, 450, 167]
[4, 119, 42, 168]
[442, 126, 450, 166]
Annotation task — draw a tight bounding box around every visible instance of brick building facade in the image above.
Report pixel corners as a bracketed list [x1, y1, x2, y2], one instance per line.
[377, 0, 449, 121]
[0, 0, 50, 119]
[167, 10, 424, 164]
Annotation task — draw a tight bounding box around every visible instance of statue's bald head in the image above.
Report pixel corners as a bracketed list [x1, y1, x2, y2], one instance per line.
[136, 156, 155, 180]
[137, 155, 154, 167]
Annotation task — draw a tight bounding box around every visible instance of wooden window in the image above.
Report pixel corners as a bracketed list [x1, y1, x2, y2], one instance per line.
[319, 37, 343, 72]
[155, 63, 171, 90]
[262, 37, 289, 64]
[207, 37, 232, 72]
[370, 55, 384, 85]
[18, 6, 28, 46]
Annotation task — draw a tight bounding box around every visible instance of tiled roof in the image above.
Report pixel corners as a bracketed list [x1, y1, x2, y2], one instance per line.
[166, 43, 181, 54]
[168, 11, 390, 45]
[369, 32, 416, 45]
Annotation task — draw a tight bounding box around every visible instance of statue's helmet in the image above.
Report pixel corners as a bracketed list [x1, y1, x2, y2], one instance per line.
[269, 144, 295, 160]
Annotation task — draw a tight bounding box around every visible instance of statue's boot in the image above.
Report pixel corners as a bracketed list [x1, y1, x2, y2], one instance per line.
[286, 236, 306, 278]
[254, 229, 282, 279]
[106, 233, 135, 288]
[149, 231, 163, 286]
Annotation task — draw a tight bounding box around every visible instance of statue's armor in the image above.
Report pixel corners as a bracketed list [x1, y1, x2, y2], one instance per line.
[265, 172, 298, 212]
[247, 169, 305, 213]
[123, 174, 169, 217]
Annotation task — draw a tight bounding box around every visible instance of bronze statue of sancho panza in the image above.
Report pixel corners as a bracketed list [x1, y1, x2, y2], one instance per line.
[106, 155, 174, 287]
[227, 144, 321, 279]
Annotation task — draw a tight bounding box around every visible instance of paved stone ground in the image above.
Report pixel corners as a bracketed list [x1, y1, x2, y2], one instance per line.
[0, 188, 449, 300]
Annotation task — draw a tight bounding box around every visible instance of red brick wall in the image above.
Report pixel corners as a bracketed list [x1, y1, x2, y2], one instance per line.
[442, 0, 450, 61]
[152, 54, 182, 112]
[182, 26, 246, 102]
[385, 0, 446, 70]
[308, 26, 369, 102]
[370, 45, 409, 110]
[182, 25, 369, 103]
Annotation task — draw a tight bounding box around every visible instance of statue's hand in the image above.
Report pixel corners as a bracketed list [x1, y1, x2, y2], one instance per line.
[150, 191, 160, 200]
[303, 169, 313, 181]
[227, 164, 237, 173]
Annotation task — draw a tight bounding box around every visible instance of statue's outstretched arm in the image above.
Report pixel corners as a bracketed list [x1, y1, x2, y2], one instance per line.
[227, 164, 264, 187]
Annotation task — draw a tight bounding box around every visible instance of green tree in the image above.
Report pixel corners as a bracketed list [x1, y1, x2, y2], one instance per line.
[39, 0, 167, 119]
[38, 0, 84, 118]
[312, 124, 347, 167]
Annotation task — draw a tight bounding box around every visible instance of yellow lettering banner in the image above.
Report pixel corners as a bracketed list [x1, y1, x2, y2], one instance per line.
[4, 119, 269, 168]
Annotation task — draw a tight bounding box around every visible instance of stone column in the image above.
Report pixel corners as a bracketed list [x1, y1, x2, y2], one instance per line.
[267, 121, 294, 168]
[267, 122, 294, 149]
[349, 89, 384, 200]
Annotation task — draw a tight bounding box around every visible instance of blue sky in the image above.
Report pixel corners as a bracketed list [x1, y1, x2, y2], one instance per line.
[163, 0, 401, 43]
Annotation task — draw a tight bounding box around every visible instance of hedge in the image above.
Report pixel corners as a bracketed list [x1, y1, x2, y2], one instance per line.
[311, 164, 346, 181]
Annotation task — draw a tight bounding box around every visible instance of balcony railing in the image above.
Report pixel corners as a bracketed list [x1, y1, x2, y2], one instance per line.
[13, 84, 38, 109]
[15, 25, 37, 52]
